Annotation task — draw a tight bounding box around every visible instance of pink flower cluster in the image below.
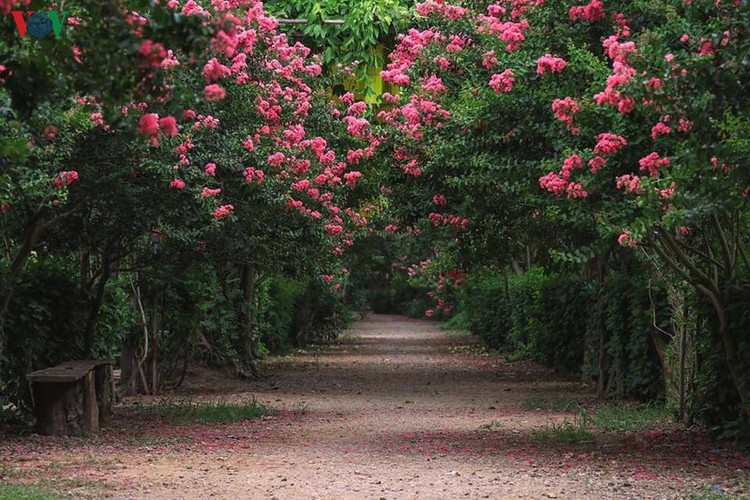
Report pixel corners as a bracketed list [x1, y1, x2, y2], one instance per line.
[536, 54, 567, 75]
[428, 212, 469, 231]
[593, 133, 628, 156]
[415, 0, 468, 20]
[204, 84, 227, 102]
[551, 97, 579, 132]
[213, 204, 234, 219]
[651, 121, 671, 140]
[243, 167, 265, 184]
[539, 155, 587, 198]
[618, 230, 638, 248]
[421, 75, 447, 94]
[139, 40, 167, 68]
[138, 113, 179, 146]
[568, 0, 605, 22]
[615, 174, 643, 194]
[489, 70, 515, 94]
[477, 3, 531, 53]
[54, 170, 79, 188]
[595, 37, 638, 113]
[639, 152, 670, 177]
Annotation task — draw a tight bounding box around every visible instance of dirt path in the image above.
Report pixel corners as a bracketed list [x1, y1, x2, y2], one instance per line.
[3, 315, 749, 499]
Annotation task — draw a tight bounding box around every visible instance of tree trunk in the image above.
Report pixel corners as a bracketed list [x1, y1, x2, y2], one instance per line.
[83, 250, 113, 356]
[238, 263, 260, 378]
[0, 215, 45, 323]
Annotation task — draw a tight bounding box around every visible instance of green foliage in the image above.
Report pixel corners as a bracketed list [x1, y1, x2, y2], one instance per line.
[265, 0, 413, 87]
[460, 267, 664, 399]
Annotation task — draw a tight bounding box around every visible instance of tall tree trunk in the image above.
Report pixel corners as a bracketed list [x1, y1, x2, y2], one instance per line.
[238, 263, 260, 378]
[82, 246, 115, 356]
[0, 215, 45, 323]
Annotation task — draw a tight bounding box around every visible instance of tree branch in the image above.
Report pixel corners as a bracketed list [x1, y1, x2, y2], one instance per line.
[712, 211, 734, 277]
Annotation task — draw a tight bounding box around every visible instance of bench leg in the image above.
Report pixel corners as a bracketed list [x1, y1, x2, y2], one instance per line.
[94, 365, 113, 426]
[32, 382, 80, 436]
[82, 371, 99, 435]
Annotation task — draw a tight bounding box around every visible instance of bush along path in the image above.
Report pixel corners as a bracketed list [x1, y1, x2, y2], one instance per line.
[2, 315, 749, 499]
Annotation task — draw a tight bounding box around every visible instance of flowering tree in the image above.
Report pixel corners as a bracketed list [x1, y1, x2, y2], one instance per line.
[377, 0, 750, 418]
[0, 0, 380, 394]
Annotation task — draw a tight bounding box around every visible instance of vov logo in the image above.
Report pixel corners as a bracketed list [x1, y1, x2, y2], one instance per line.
[10, 10, 68, 38]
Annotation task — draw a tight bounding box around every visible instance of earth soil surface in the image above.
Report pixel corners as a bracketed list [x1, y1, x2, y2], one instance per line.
[2, 314, 749, 499]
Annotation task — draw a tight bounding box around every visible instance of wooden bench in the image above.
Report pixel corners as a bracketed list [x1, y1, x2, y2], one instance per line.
[26, 360, 114, 436]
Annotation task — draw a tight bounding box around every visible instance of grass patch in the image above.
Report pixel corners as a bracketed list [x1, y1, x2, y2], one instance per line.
[127, 436, 192, 447]
[0, 483, 57, 500]
[479, 420, 503, 431]
[520, 396, 581, 412]
[141, 397, 272, 424]
[688, 485, 748, 499]
[533, 418, 593, 445]
[592, 403, 671, 432]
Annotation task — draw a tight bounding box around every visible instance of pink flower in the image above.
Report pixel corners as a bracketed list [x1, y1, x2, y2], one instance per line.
[665, 53, 675, 63]
[267, 152, 286, 167]
[204, 84, 226, 102]
[243, 137, 254, 152]
[44, 126, 58, 139]
[160, 50, 179, 69]
[651, 121, 671, 141]
[182, 0, 209, 17]
[202, 58, 231, 82]
[639, 152, 671, 177]
[561, 155, 584, 178]
[54, 171, 79, 188]
[347, 101, 368, 116]
[343, 171, 362, 187]
[200, 187, 221, 199]
[647, 77, 663, 90]
[72, 45, 83, 64]
[678, 118, 693, 133]
[660, 182, 675, 200]
[551, 97, 579, 129]
[138, 113, 160, 136]
[159, 116, 179, 137]
[699, 41, 714, 56]
[325, 224, 344, 235]
[536, 54, 567, 75]
[569, 0, 605, 22]
[213, 204, 234, 219]
[170, 178, 186, 189]
[588, 156, 606, 174]
[482, 50, 497, 69]
[90, 112, 104, 127]
[421, 75, 446, 94]
[243, 167, 264, 184]
[594, 133, 628, 155]
[204, 163, 216, 176]
[489, 69, 515, 94]
[139, 40, 166, 68]
[618, 230, 638, 248]
[615, 174, 643, 194]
